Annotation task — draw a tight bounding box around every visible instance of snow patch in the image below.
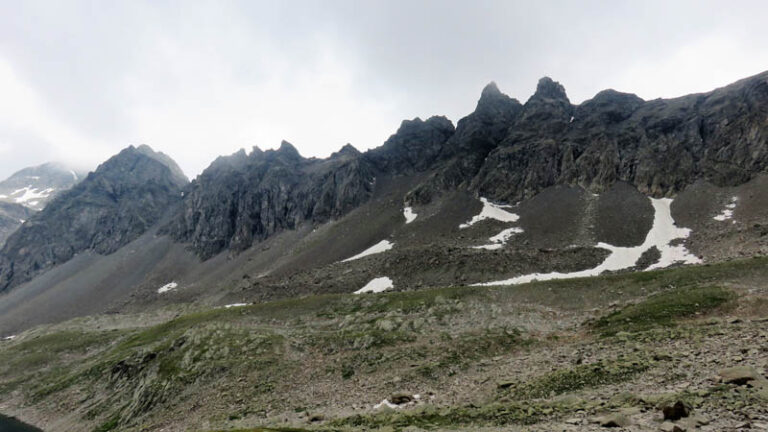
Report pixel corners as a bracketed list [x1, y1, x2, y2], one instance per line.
[10, 186, 55, 206]
[403, 207, 417, 224]
[354, 277, 394, 294]
[342, 240, 393, 262]
[2, 335, 16, 341]
[0, 194, 7, 199]
[472, 227, 524, 250]
[714, 196, 738, 221]
[460, 198, 519, 228]
[224, 303, 248, 308]
[374, 399, 400, 410]
[472, 197, 701, 286]
[70, 170, 79, 181]
[157, 282, 178, 294]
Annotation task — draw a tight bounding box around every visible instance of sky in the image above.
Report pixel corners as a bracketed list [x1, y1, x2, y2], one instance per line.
[0, 0, 767, 180]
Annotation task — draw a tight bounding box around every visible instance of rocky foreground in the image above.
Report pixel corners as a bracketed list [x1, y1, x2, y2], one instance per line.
[0, 257, 766, 432]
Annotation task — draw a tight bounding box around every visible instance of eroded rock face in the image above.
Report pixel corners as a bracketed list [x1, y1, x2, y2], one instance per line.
[163, 141, 378, 259]
[0, 145, 188, 293]
[470, 73, 768, 202]
[165, 72, 768, 261]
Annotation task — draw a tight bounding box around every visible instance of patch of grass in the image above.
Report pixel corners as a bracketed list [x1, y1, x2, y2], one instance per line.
[501, 357, 653, 400]
[591, 285, 734, 336]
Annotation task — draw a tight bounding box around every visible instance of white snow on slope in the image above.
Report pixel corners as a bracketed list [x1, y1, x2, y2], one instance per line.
[224, 303, 249, 308]
[0, 194, 6, 199]
[374, 399, 400, 409]
[2, 335, 16, 341]
[9, 186, 55, 206]
[472, 197, 700, 286]
[70, 170, 79, 181]
[472, 227, 525, 250]
[157, 282, 178, 294]
[403, 207, 417, 224]
[354, 277, 394, 294]
[460, 197, 519, 228]
[714, 196, 738, 221]
[342, 240, 394, 262]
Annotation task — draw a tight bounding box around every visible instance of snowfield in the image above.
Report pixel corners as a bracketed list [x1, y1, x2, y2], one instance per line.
[10, 186, 55, 206]
[403, 207, 418, 224]
[473, 197, 701, 286]
[224, 303, 248, 308]
[157, 282, 178, 294]
[460, 197, 519, 228]
[354, 276, 394, 294]
[342, 240, 394, 262]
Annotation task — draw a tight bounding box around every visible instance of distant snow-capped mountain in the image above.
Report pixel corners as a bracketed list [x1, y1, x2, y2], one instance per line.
[0, 162, 86, 246]
[0, 162, 85, 211]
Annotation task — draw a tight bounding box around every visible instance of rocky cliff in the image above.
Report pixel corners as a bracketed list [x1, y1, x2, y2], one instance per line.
[0, 145, 188, 293]
[467, 73, 768, 202]
[165, 71, 768, 260]
[163, 141, 377, 259]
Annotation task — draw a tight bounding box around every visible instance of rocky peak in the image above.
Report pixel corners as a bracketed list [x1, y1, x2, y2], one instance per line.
[330, 143, 361, 159]
[531, 77, 569, 102]
[0, 146, 188, 293]
[575, 90, 645, 125]
[480, 81, 502, 98]
[273, 140, 302, 161]
[518, 76, 573, 128]
[366, 116, 455, 173]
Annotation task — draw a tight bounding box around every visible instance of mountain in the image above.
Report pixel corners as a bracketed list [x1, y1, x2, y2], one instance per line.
[0, 162, 85, 246]
[0, 162, 85, 210]
[0, 145, 188, 293]
[1, 72, 768, 432]
[1, 72, 768, 332]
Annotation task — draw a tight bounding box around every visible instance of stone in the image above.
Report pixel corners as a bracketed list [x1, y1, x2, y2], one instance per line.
[718, 366, 762, 385]
[660, 421, 686, 432]
[594, 413, 631, 428]
[389, 392, 414, 405]
[662, 400, 691, 421]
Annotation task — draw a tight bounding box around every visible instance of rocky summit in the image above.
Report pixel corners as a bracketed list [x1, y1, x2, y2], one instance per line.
[0, 72, 767, 432]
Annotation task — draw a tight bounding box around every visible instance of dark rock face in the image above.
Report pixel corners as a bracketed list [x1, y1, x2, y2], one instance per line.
[407, 82, 523, 204]
[366, 116, 455, 173]
[165, 71, 768, 260]
[469, 72, 768, 202]
[163, 142, 377, 259]
[0, 202, 34, 247]
[0, 145, 188, 293]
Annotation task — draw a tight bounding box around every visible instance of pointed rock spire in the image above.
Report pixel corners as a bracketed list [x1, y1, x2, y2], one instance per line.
[532, 77, 569, 102]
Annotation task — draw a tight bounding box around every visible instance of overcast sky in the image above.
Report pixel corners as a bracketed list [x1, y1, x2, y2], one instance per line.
[0, 0, 766, 179]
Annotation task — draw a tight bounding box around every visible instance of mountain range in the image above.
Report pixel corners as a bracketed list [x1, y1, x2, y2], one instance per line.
[0, 71, 767, 333]
[1, 71, 768, 432]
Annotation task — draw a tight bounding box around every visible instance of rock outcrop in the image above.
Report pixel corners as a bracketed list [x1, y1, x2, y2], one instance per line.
[0, 145, 188, 293]
[163, 142, 377, 259]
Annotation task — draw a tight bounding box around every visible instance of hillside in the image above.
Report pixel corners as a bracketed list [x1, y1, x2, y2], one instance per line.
[0, 257, 765, 431]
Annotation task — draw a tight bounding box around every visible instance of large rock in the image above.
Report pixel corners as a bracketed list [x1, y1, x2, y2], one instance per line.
[718, 366, 764, 385]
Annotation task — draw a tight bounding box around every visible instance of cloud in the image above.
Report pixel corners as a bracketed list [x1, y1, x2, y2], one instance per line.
[0, 0, 767, 179]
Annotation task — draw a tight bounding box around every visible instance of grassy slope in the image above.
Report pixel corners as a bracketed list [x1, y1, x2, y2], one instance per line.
[0, 257, 766, 431]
